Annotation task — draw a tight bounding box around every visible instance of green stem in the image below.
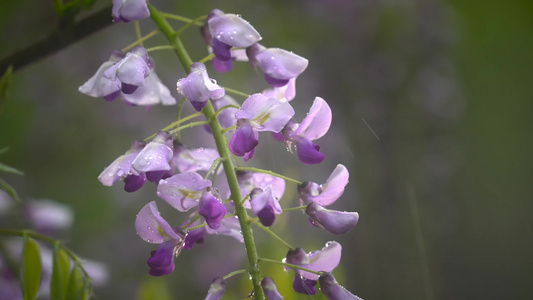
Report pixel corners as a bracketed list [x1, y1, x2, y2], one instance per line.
[149, 6, 265, 298]
[258, 257, 322, 275]
[253, 223, 294, 249]
[145, 45, 175, 52]
[282, 205, 307, 213]
[223, 269, 249, 280]
[235, 167, 303, 185]
[175, 15, 208, 38]
[121, 30, 159, 52]
[168, 121, 208, 135]
[223, 86, 251, 98]
[160, 13, 206, 26]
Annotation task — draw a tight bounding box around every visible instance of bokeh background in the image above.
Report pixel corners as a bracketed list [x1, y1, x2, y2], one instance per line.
[1, 0, 532, 299]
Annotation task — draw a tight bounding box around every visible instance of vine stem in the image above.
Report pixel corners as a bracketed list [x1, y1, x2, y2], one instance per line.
[148, 4, 265, 299]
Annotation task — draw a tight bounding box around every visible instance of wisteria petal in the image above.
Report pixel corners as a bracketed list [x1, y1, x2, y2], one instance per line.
[261, 277, 284, 300]
[211, 38, 233, 61]
[295, 137, 324, 165]
[307, 164, 349, 206]
[250, 187, 282, 227]
[147, 240, 179, 276]
[121, 71, 176, 106]
[205, 277, 226, 300]
[300, 241, 342, 280]
[124, 173, 146, 192]
[306, 203, 359, 235]
[211, 96, 239, 129]
[293, 273, 317, 295]
[229, 122, 258, 156]
[236, 93, 294, 132]
[135, 201, 183, 243]
[104, 47, 150, 87]
[112, 0, 150, 23]
[132, 131, 173, 173]
[205, 216, 244, 243]
[78, 57, 121, 98]
[199, 193, 227, 229]
[262, 77, 296, 101]
[208, 13, 261, 48]
[290, 97, 332, 140]
[252, 173, 286, 199]
[157, 172, 212, 211]
[319, 272, 362, 300]
[175, 147, 220, 174]
[176, 62, 225, 111]
[256, 48, 308, 81]
[184, 227, 206, 250]
[211, 56, 233, 73]
[98, 140, 145, 186]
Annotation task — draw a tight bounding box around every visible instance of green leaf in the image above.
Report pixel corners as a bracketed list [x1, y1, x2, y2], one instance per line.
[51, 242, 70, 300]
[0, 162, 24, 175]
[0, 65, 13, 110]
[0, 176, 21, 201]
[66, 264, 85, 300]
[21, 236, 41, 300]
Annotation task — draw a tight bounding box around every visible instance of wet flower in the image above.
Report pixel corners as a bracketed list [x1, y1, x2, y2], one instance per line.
[173, 145, 221, 174]
[298, 164, 349, 206]
[131, 131, 174, 176]
[183, 216, 243, 250]
[205, 277, 226, 300]
[176, 62, 225, 111]
[135, 201, 185, 276]
[157, 172, 212, 211]
[261, 277, 284, 300]
[206, 9, 261, 72]
[112, 0, 150, 23]
[306, 202, 359, 235]
[121, 70, 176, 106]
[98, 140, 146, 190]
[319, 272, 362, 300]
[262, 78, 296, 101]
[229, 93, 294, 160]
[78, 51, 123, 101]
[249, 187, 282, 227]
[103, 46, 152, 94]
[247, 44, 308, 87]
[198, 189, 227, 229]
[281, 97, 332, 164]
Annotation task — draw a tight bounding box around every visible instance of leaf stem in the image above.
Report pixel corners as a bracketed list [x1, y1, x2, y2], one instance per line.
[235, 167, 302, 185]
[258, 257, 322, 275]
[253, 223, 294, 249]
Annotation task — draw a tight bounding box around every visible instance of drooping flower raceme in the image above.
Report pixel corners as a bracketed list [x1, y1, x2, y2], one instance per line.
[135, 201, 185, 276]
[176, 62, 225, 111]
[229, 93, 294, 160]
[112, 0, 150, 23]
[280, 97, 332, 164]
[205, 9, 262, 72]
[284, 241, 342, 295]
[298, 164, 358, 234]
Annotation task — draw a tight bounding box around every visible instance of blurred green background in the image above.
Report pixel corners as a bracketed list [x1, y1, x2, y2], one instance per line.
[1, 0, 532, 299]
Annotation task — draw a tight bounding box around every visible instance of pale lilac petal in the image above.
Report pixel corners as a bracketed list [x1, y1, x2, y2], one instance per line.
[208, 13, 261, 47]
[236, 94, 294, 132]
[295, 137, 324, 165]
[205, 277, 226, 300]
[300, 241, 342, 280]
[156, 172, 212, 211]
[261, 277, 283, 300]
[78, 60, 121, 98]
[176, 62, 225, 111]
[252, 173, 286, 199]
[211, 56, 233, 73]
[132, 132, 174, 173]
[229, 121, 258, 156]
[290, 97, 332, 140]
[113, 0, 150, 23]
[306, 203, 359, 235]
[307, 164, 349, 206]
[199, 193, 227, 229]
[250, 187, 282, 227]
[211, 96, 239, 129]
[147, 240, 179, 276]
[262, 77, 296, 101]
[98, 140, 145, 186]
[319, 272, 362, 300]
[122, 71, 177, 106]
[135, 201, 183, 243]
[256, 48, 308, 81]
[205, 216, 244, 243]
[175, 147, 220, 174]
[104, 47, 150, 87]
[26, 199, 73, 232]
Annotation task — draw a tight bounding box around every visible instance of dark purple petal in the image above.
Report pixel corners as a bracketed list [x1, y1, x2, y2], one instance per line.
[211, 56, 234, 73]
[229, 121, 259, 156]
[184, 228, 206, 249]
[293, 273, 317, 295]
[104, 90, 121, 101]
[250, 187, 282, 227]
[112, 0, 150, 23]
[121, 83, 138, 94]
[295, 137, 324, 164]
[319, 272, 362, 300]
[205, 277, 226, 300]
[212, 38, 232, 61]
[261, 277, 283, 300]
[147, 241, 179, 276]
[124, 173, 145, 192]
[285, 248, 308, 265]
[199, 193, 227, 229]
[271, 132, 284, 142]
[265, 74, 289, 87]
[306, 203, 359, 235]
[298, 181, 321, 205]
[243, 147, 255, 161]
[145, 170, 172, 182]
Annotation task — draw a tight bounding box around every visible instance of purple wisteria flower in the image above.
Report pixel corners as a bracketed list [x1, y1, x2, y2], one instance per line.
[157, 172, 212, 211]
[183, 216, 244, 250]
[284, 241, 342, 295]
[112, 0, 150, 23]
[319, 272, 362, 300]
[131, 131, 174, 182]
[173, 145, 221, 174]
[121, 70, 177, 106]
[262, 78, 296, 101]
[176, 62, 225, 111]
[249, 187, 282, 227]
[246, 43, 308, 87]
[205, 9, 262, 72]
[280, 97, 332, 164]
[79, 51, 123, 100]
[306, 202, 359, 235]
[211, 96, 240, 131]
[205, 277, 226, 300]
[229, 93, 294, 160]
[261, 277, 284, 300]
[135, 201, 185, 276]
[236, 171, 286, 211]
[103, 46, 152, 94]
[198, 189, 227, 229]
[98, 140, 146, 191]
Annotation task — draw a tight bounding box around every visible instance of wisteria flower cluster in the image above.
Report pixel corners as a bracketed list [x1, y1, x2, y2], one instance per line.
[79, 2, 363, 299]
